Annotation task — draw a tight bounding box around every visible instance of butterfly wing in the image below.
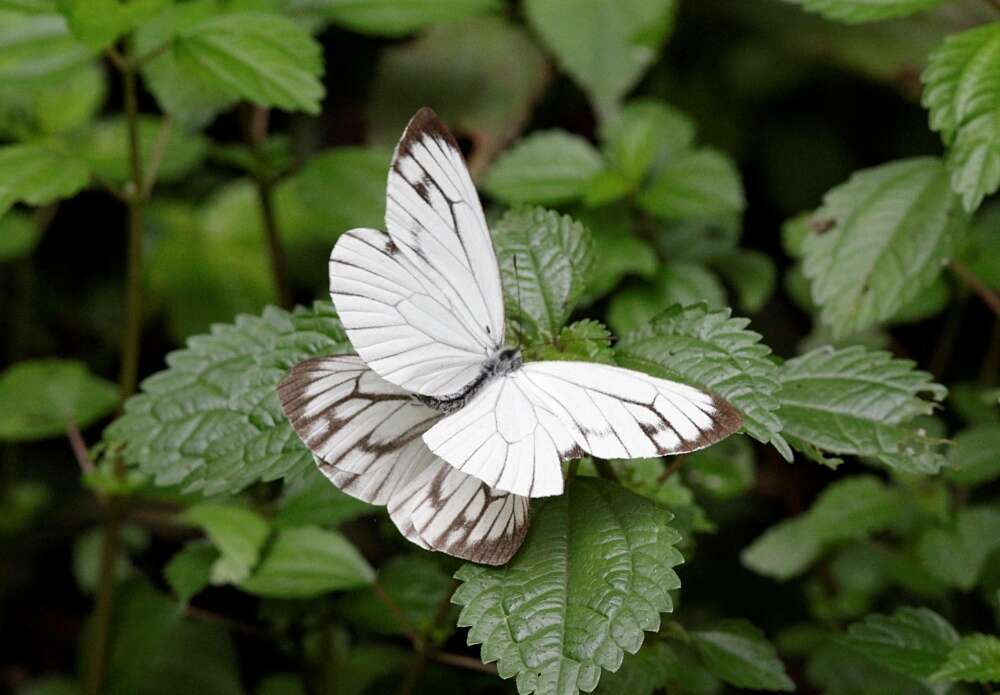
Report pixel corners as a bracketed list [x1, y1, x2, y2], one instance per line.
[329, 108, 504, 398]
[422, 361, 742, 498]
[278, 356, 527, 565]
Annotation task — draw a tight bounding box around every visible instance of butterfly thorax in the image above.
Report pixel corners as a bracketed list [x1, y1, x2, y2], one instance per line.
[415, 347, 522, 414]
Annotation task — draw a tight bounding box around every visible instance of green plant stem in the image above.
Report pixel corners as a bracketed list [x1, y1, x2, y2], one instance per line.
[950, 260, 1000, 318]
[432, 651, 497, 675]
[372, 581, 422, 647]
[247, 106, 292, 309]
[66, 421, 94, 475]
[84, 503, 122, 695]
[658, 455, 688, 483]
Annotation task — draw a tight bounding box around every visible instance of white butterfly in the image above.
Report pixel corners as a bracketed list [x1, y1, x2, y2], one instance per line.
[279, 108, 741, 565]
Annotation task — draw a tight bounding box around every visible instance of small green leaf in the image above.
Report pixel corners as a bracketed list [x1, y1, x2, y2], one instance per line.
[0, 140, 91, 217]
[318, 0, 501, 37]
[0, 11, 94, 84]
[783, 0, 944, 23]
[175, 12, 324, 114]
[56, 0, 170, 48]
[890, 275, 951, 324]
[593, 642, 678, 695]
[916, 506, 1000, 591]
[182, 502, 271, 585]
[0, 481, 50, 536]
[945, 424, 1000, 485]
[574, 206, 657, 304]
[0, 210, 40, 261]
[690, 620, 794, 691]
[637, 147, 745, 222]
[493, 206, 593, 339]
[600, 99, 695, 187]
[776, 346, 947, 472]
[712, 250, 777, 314]
[932, 634, 1000, 683]
[0, 60, 105, 141]
[484, 130, 604, 205]
[453, 478, 683, 695]
[616, 303, 790, 458]
[922, 23, 1000, 212]
[164, 540, 217, 604]
[79, 116, 207, 184]
[607, 262, 727, 336]
[286, 147, 389, 234]
[0, 359, 118, 442]
[273, 467, 373, 529]
[240, 525, 374, 598]
[802, 157, 967, 339]
[843, 607, 958, 679]
[524, 319, 616, 365]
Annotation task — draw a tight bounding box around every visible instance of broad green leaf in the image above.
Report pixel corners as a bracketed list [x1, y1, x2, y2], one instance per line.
[484, 130, 604, 205]
[932, 634, 1000, 683]
[843, 607, 958, 678]
[945, 424, 1000, 485]
[963, 203, 1000, 291]
[607, 263, 726, 336]
[685, 436, 755, 500]
[776, 346, 947, 471]
[273, 467, 372, 529]
[105, 302, 349, 494]
[742, 476, 903, 580]
[0, 359, 118, 441]
[56, 0, 170, 48]
[339, 555, 453, 637]
[890, 276, 950, 324]
[916, 506, 1000, 591]
[690, 620, 794, 691]
[783, 0, 944, 23]
[0, 1, 57, 12]
[807, 639, 937, 695]
[802, 158, 967, 338]
[285, 147, 389, 234]
[0, 211, 40, 261]
[175, 12, 324, 114]
[949, 382, 1000, 425]
[453, 478, 683, 695]
[574, 206, 657, 305]
[0, 11, 94, 83]
[0, 140, 91, 217]
[712, 250, 777, 314]
[315, 0, 501, 36]
[524, 319, 616, 365]
[616, 303, 790, 458]
[0, 61, 105, 140]
[368, 17, 548, 161]
[493, 206, 593, 339]
[240, 525, 374, 598]
[80, 117, 208, 185]
[610, 457, 714, 538]
[164, 540, 217, 604]
[599, 99, 695, 188]
[922, 24, 1000, 212]
[593, 642, 678, 695]
[637, 147, 745, 222]
[182, 502, 271, 585]
[523, 0, 677, 118]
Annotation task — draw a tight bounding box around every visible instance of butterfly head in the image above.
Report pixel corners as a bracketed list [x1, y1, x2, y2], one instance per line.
[497, 346, 523, 373]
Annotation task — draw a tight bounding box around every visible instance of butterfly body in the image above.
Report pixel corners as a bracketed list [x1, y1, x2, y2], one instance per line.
[415, 346, 523, 414]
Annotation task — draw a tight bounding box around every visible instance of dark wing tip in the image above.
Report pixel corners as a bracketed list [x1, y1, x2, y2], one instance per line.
[398, 106, 460, 156]
[712, 393, 743, 437]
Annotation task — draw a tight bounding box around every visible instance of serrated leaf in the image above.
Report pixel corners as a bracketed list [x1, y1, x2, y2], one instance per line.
[608, 263, 727, 337]
[945, 424, 1000, 485]
[79, 116, 207, 184]
[453, 478, 683, 695]
[523, 0, 677, 118]
[593, 642, 678, 695]
[783, 0, 944, 23]
[174, 12, 324, 114]
[776, 346, 947, 472]
[922, 24, 1000, 212]
[493, 206, 593, 339]
[916, 506, 1000, 591]
[524, 319, 617, 365]
[690, 620, 794, 691]
[0, 140, 91, 217]
[712, 250, 777, 314]
[315, 0, 500, 36]
[600, 99, 695, 188]
[273, 466, 372, 529]
[56, 0, 170, 48]
[637, 147, 744, 222]
[843, 607, 958, 678]
[616, 303, 790, 459]
[0, 359, 118, 442]
[742, 475, 903, 580]
[484, 130, 604, 205]
[932, 634, 1000, 683]
[802, 157, 967, 339]
[182, 503, 271, 585]
[0, 11, 94, 84]
[105, 302, 349, 494]
[164, 540, 217, 604]
[240, 525, 374, 598]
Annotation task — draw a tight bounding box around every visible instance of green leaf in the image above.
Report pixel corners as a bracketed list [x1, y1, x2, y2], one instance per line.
[80, 117, 207, 184]
[0, 60, 105, 141]
[599, 99, 695, 188]
[56, 0, 170, 48]
[932, 634, 1000, 683]
[0, 480, 51, 536]
[783, 0, 944, 23]
[0, 11, 95, 84]
[340, 555, 453, 637]
[73, 524, 148, 594]
[593, 642, 678, 695]
[0, 359, 118, 441]
[14, 677, 78, 695]
[806, 639, 935, 695]
[890, 275, 950, 324]
[0, 210, 40, 261]
[607, 263, 727, 336]
[175, 12, 324, 114]
[916, 506, 1000, 591]
[164, 540, 217, 605]
[690, 620, 794, 691]
[616, 303, 790, 458]
[273, 466, 373, 529]
[484, 130, 604, 205]
[963, 203, 1000, 291]
[685, 436, 755, 500]
[240, 525, 374, 598]
[843, 607, 958, 679]
[802, 157, 967, 339]
[182, 502, 271, 585]
[742, 475, 903, 580]
[316, 0, 501, 37]
[285, 147, 389, 234]
[945, 424, 1000, 485]
[105, 302, 349, 494]
[637, 147, 745, 222]
[712, 250, 778, 314]
[523, 0, 677, 118]
[574, 206, 657, 304]
[0, 140, 91, 217]
[524, 319, 617, 365]
[493, 206, 593, 339]
[776, 346, 947, 472]
[453, 478, 683, 695]
[922, 23, 1000, 212]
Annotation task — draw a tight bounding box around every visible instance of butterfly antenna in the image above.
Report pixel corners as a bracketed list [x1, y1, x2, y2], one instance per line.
[513, 254, 524, 349]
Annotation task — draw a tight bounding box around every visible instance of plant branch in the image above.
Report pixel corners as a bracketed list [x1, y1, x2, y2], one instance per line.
[396, 579, 460, 695]
[247, 106, 292, 308]
[658, 455, 688, 484]
[142, 115, 173, 198]
[372, 581, 422, 648]
[950, 260, 1000, 318]
[84, 503, 122, 695]
[118, 61, 145, 402]
[593, 457, 619, 483]
[432, 652, 498, 675]
[66, 421, 94, 475]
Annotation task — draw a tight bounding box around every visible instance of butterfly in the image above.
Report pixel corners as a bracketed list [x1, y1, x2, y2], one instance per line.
[278, 108, 742, 565]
